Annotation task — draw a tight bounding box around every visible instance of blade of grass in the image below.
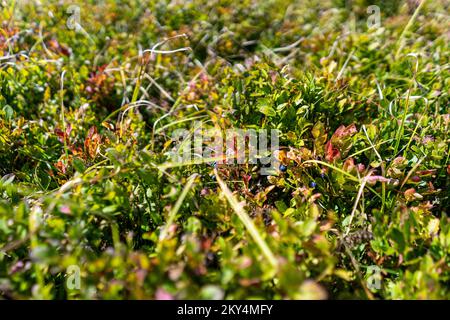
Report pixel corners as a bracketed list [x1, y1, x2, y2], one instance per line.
[400, 156, 425, 189]
[302, 160, 383, 201]
[395, 0, 427, 59]
[345, 174, 369, 236]
[214, 169, 278, 269]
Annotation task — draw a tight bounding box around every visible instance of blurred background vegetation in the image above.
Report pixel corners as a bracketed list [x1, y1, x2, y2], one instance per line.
[0, 0, 449, 299]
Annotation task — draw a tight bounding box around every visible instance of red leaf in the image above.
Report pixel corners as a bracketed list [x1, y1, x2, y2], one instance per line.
[325, 141, 340, 162]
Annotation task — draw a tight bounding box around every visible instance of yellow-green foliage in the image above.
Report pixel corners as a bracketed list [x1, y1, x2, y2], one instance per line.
[0, 0, 449, 299]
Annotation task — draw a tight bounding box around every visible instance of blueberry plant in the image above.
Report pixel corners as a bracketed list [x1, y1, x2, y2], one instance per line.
[0, 0, 449, 299]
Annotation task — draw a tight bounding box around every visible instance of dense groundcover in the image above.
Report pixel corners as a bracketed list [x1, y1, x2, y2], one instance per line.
[0, 0, 449, 299]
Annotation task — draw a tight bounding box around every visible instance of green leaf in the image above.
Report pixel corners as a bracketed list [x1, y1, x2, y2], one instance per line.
[257, 99, 276, 117]
[2, 105, 13, 120]
[390, 228, 406, 253]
